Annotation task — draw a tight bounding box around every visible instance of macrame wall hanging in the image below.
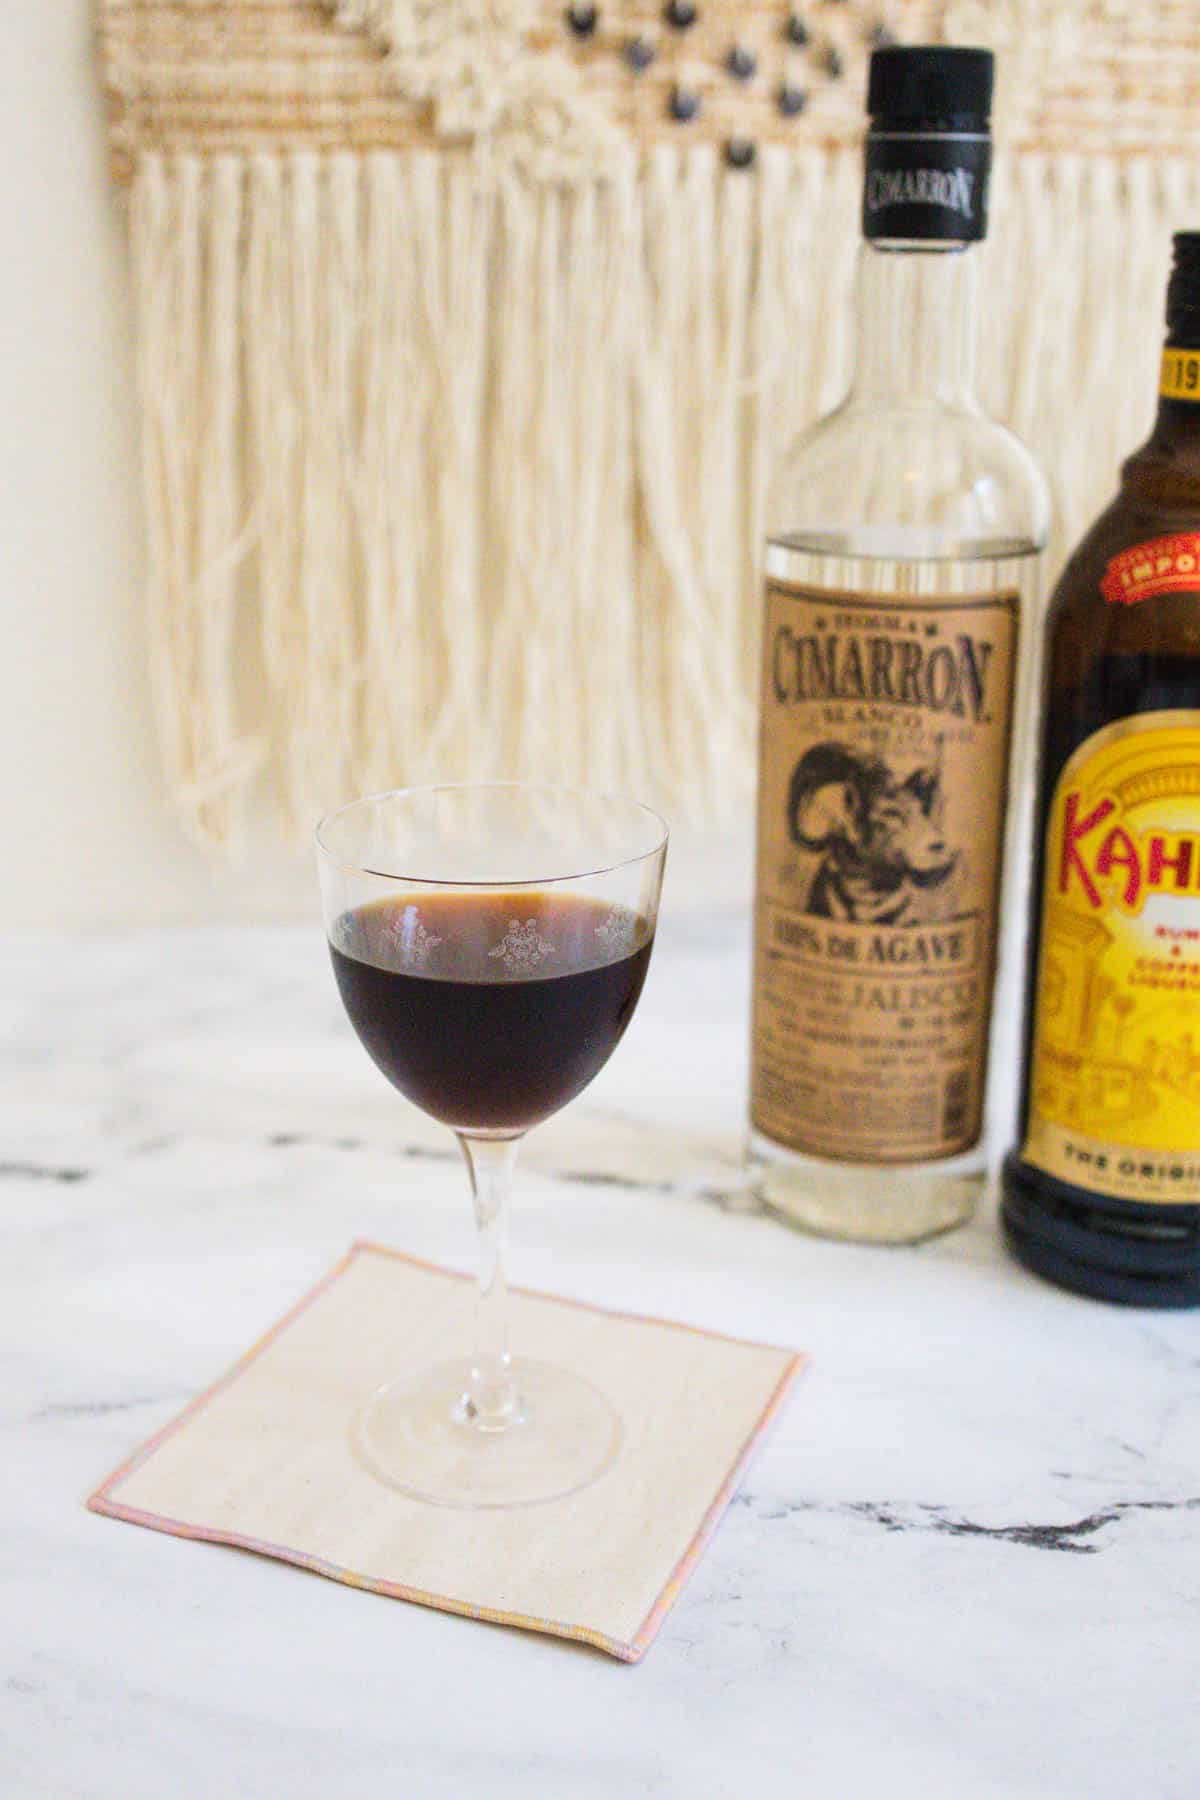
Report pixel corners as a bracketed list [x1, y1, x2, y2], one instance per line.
[100, 1, 1200, 848]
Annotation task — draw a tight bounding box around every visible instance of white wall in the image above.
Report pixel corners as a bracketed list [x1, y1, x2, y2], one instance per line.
[2, 5, 309, 929]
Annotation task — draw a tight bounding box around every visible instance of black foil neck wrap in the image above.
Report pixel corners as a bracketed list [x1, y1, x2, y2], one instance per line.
[1166, 231, 1200, 349]
[862, 132, 991, 242]
[862, 45, 993, 244]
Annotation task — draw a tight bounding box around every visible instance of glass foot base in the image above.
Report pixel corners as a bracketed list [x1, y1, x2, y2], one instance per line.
[352, 1357, 623, 1508]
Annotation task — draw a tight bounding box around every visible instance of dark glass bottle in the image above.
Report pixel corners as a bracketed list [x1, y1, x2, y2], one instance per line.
[1002, 233, 1200, 1306]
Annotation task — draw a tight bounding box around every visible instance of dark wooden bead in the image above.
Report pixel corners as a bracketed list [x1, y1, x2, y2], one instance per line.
[565, 3, 598, 36]
[778, 83, 807, 117]
[727, 44, 757, 82]
[624, 35, 656, 71]
[724, 138, 757, 170]
[784, 13, 809, 46]
[664, 1, 698, 30]
[668, 83, 701, 122]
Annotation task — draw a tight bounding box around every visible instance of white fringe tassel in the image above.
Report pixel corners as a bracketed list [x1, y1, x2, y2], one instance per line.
[129, 146, 1200, 847]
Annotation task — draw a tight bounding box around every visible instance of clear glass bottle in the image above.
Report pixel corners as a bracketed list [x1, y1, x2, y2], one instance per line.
[749, 46, 1050, 1243]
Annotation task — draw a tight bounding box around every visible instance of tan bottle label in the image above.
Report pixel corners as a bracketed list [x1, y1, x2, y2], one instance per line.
[1023, 711, 1200, 1204]
[751, 580, 1018, 1165]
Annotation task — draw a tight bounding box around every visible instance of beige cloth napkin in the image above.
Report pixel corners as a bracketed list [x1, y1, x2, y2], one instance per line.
[90, 1244, 804, 1662]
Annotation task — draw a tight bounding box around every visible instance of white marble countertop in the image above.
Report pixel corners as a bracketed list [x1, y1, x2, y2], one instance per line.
[3, 911, 1199, 1798]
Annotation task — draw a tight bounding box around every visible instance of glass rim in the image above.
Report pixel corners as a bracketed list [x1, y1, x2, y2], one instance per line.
[314, 781, 669, 889]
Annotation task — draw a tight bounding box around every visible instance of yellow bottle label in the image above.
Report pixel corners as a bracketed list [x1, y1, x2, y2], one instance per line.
[1024, 711, 1200, 1203]
[1159, 348, 1200, 402]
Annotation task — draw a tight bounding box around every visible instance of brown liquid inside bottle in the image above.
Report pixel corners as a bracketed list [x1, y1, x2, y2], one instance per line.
[1002, 234, 1200, 1305]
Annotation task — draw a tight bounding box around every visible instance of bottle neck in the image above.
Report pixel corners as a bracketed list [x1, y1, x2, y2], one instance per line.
[848, 239, 977, 408]
[1147, 384, 1200, 463]
[1124, 339, 1200, 499]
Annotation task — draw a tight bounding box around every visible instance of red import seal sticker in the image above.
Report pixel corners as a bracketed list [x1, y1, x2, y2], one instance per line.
[1101, 532, 1200, 607]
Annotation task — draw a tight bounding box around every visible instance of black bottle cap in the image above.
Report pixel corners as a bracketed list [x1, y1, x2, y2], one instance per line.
[861, 45, 993, 242]
[867, 44, 993, 132]
[1167, 232, 1200, 343]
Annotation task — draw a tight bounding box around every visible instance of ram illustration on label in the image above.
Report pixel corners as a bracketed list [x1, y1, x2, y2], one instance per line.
[1024, 714, 1200, 1202]
[787, 742, 962, 928]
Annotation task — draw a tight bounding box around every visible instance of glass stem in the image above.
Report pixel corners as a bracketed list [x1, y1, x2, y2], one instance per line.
[457, 1131, 522, 1431]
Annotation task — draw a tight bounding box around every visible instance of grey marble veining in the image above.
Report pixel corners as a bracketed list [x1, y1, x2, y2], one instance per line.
[2, 915, 1198, 1799]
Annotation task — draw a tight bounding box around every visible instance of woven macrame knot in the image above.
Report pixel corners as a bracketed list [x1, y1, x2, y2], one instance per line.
[324, 0, 627, 180]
